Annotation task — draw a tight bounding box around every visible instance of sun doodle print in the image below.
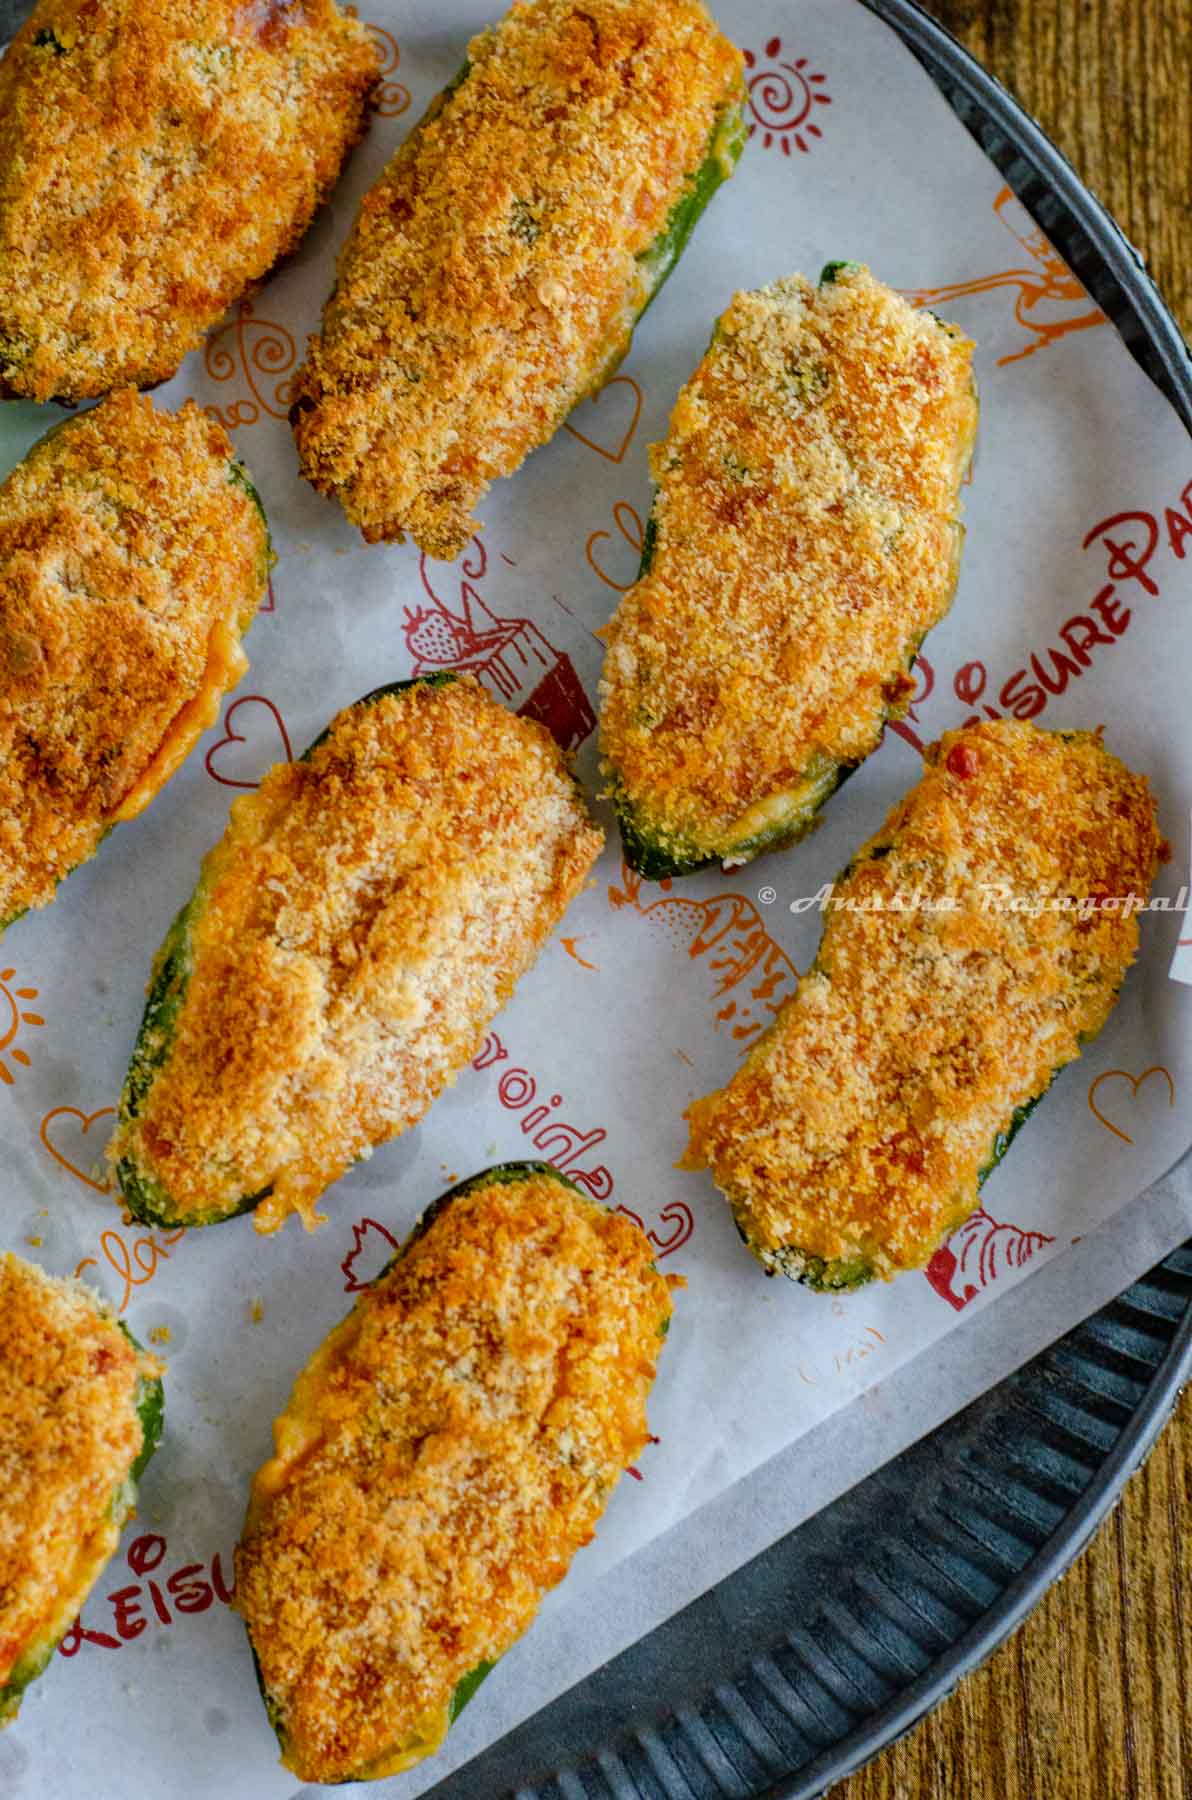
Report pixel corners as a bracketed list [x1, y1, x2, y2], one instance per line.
[0, 968, 44, 1084]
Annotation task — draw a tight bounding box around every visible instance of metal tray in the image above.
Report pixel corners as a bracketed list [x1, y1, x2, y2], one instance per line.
[0, 0, 1186, 1792]
[424, 4, 1192, 1795]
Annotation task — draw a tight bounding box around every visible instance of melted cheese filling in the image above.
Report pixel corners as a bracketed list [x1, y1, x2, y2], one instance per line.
[234, 1176, 670, 1783]
[599, 269, 978, 859]
[110, 620, 249, 824]
[685, 721, 1164, 1276]
[251, 1311, 457, 1775]
[6, 1507, 124, 1692]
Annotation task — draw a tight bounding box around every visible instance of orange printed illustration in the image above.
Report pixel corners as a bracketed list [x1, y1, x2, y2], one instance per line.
[75, 1225, 185, 1316]
[0, 969, 44, 1084]
[562, 375, 642, 464]
[1088, 1064, 1175, 1145]
[203, 300, 298, 430]
[404, 539, 596, 751]
[906, 187, 1106, 367]
[586, 501, 645, 593]
[797, 1324, 886, 1387]
[41, 1105, 116, 1194]
[609, 860, 796, 1044]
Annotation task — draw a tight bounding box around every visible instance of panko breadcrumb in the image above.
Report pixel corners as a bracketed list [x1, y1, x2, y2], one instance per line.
[685, 721, 1164, 1287]
[600, 266, 978, 875]
[235, 1165, 673, 1783]
[0, 0, 380, 402]
[111, 676, 604, 1232]
[0, 391, 271, 928]
[0, 1254, 162, 1725]
[290, 0, 745, 556]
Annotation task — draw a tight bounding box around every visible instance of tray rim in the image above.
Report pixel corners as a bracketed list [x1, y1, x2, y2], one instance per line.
[863, 0, 1192, 428]
[771, 1264, 1192, 1798]
[431, 1, 1192, 1780]
[437, 7, 1192, 1796]
[1, 0, 1187, 1791]
[460, 6, 1192, 1794]
[774, 2, 1192, 1791]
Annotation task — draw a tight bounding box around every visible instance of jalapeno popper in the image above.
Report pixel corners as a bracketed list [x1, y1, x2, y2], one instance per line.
[600, 264, 979, 877]
[684, 721, 1163, 1289]
[0, 1254, 163, 1726]
[236, 1162, 672, 1783]
[0, 391, 271, 933]
[0, 0, 379, 403]
[111, 675, 603, 1233]
[290, 0, 746, 557]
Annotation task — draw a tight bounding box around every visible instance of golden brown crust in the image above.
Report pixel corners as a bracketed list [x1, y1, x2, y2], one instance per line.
[235, 1171, 671, 1784]
[685, 721, 1164, 1279]
[600, 268, 978, 859]
[0, 0, 380, 401]
[0, 390, 270, 923]
[110, 677, 604, 1230]
[0, 1254, 158, 1688]
[290, 0, 744, 556]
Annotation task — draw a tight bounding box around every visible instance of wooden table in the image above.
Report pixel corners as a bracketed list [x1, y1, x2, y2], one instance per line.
[836, 5, 1192, 1797]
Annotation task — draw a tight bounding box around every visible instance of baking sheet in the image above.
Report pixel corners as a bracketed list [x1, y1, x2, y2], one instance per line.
[2, 0, 1192, 1793]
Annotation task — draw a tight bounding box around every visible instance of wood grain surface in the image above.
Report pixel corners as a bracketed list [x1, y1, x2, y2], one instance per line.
[833, 6, 1192, 1798]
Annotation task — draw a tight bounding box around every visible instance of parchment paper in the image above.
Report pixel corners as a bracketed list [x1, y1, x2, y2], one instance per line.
[1, 1, 1190, 1794]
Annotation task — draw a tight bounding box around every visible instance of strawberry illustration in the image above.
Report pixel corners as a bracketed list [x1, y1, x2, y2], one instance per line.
[403, 606, 463, 666]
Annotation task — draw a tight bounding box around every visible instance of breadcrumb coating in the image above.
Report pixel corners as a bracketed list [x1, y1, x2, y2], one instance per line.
[0, 0, 379, 402]
[600, 267, 978, 872]
[236, 1167, 672, 1783]
[290, 0, 745, 556]
[685, 722, 1164, 1284]
[0, 1255, 161, 1718]
[111, 676, 604, 1231]
[0, 391, 270, 927]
